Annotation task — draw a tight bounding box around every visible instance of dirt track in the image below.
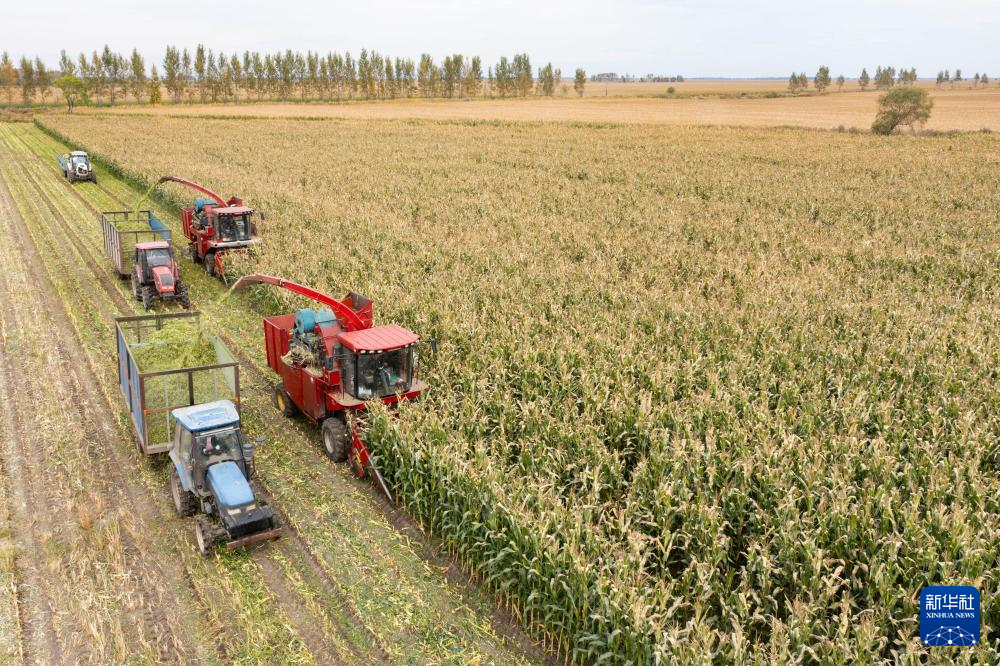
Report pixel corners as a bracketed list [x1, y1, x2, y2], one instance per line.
[0, 122, 542, 664]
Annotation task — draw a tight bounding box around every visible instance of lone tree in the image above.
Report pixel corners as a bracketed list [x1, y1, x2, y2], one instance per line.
[871, 87, 933, 135]
[574, 68, 586, 97]
[814, 65, 832, 92]
[148, 65, 162, 104]
[836, 74, 845, 91]
[859, 68, 870, 90]
[52, 74, 87, 112]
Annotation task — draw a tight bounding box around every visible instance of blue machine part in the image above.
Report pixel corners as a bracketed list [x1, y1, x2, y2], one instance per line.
[172, 400, 239, 433]
[293, 308, 336, 338]
[148, 213, 172, 241]
[194, 197, 220, 213]
[206, 460, 255, 509]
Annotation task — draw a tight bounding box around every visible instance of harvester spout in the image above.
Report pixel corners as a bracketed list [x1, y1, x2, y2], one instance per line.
[156, 176, 227, 207]
[231, 274, 370, 331]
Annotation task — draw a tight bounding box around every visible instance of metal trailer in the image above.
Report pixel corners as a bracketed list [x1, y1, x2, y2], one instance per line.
[101, 210, 172, 277]
[116, 311, 241, 455]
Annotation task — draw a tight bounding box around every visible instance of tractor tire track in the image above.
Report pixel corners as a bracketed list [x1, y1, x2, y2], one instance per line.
[7, 127, 382, 665]
[0, 175, 64, 665]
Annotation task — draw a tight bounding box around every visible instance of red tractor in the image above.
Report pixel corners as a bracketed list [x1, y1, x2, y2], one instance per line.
[155, 176, 262, 280]
[232, 274, 431, 497]
[131, 241, 192, 310]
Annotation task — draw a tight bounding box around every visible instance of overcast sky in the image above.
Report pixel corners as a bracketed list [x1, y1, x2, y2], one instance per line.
[3, 0, 997, 78]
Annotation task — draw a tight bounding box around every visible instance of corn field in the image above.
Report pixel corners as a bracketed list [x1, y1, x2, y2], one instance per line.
[39, 115, 1000, 663]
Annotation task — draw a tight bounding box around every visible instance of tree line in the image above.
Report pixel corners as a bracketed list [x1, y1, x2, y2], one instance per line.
[788, 65, 996, 94]
[934, 70, 991, 87]
[0, 46, 589, 107]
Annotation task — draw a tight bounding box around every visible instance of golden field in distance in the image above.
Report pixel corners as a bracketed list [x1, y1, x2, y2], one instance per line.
[83, 80, 1000, 131]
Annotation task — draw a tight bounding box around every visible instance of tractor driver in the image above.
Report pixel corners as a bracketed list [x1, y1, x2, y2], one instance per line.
[202, 435, 223, 457]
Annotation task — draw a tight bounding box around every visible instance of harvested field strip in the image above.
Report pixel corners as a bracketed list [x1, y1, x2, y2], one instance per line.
[5, 124, 379, 664]
[5, 122, 541, 664]
[0, 125, 316, 665]
[0, 168, 199, 663]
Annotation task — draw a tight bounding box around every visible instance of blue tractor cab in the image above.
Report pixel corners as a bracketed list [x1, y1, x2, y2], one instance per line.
[168, 400, 281, 555]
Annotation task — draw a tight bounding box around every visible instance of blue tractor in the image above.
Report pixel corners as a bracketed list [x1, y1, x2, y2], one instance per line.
[168, 400, 282, 555]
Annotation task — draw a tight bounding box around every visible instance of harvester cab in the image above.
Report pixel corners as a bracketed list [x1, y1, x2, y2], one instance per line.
[57, 150, 96, 183]
[231, 274, 433, 499]
[131, 241, 191, 310]
[155, 176, 261, 280]
[168, 400, 282, 555]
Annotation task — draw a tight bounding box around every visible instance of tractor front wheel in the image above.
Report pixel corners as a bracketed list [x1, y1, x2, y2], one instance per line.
[203, 252, 216, 276]
[176, 283, 192, 309]
[272, 384, 297, 417]
[321, 417, 349, 462]
[194, 518, 216, 556]
[170, 467, 196, 517]
[141, 286, 154, 311]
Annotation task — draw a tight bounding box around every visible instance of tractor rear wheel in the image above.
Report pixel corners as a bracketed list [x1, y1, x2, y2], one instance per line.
[272, 384, 297, 417]
[170, 467, 196, 517]
[321, 417, 349, 462]
[141, 286, 154, 311]
[203, 252, 216, 276]
[131, 275, 141, 301]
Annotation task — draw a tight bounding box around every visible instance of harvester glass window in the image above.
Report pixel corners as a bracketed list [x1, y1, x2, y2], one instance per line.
[353, 348, 413, 399]
[218, 214, 251, 242]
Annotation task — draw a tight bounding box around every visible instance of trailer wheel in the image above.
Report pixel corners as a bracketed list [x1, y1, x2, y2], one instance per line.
[195, 518, 215, 556]
[272, 384, 297, 417]
[170, 467, 196, 517]
[321, 417, 349, 462]
[203, 252, 216, 276]
[141, 286, 154, 311]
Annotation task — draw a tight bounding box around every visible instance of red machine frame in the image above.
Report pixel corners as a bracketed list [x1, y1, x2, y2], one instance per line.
[156, 176, 261, 279]
[232, 274, 429, 497]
